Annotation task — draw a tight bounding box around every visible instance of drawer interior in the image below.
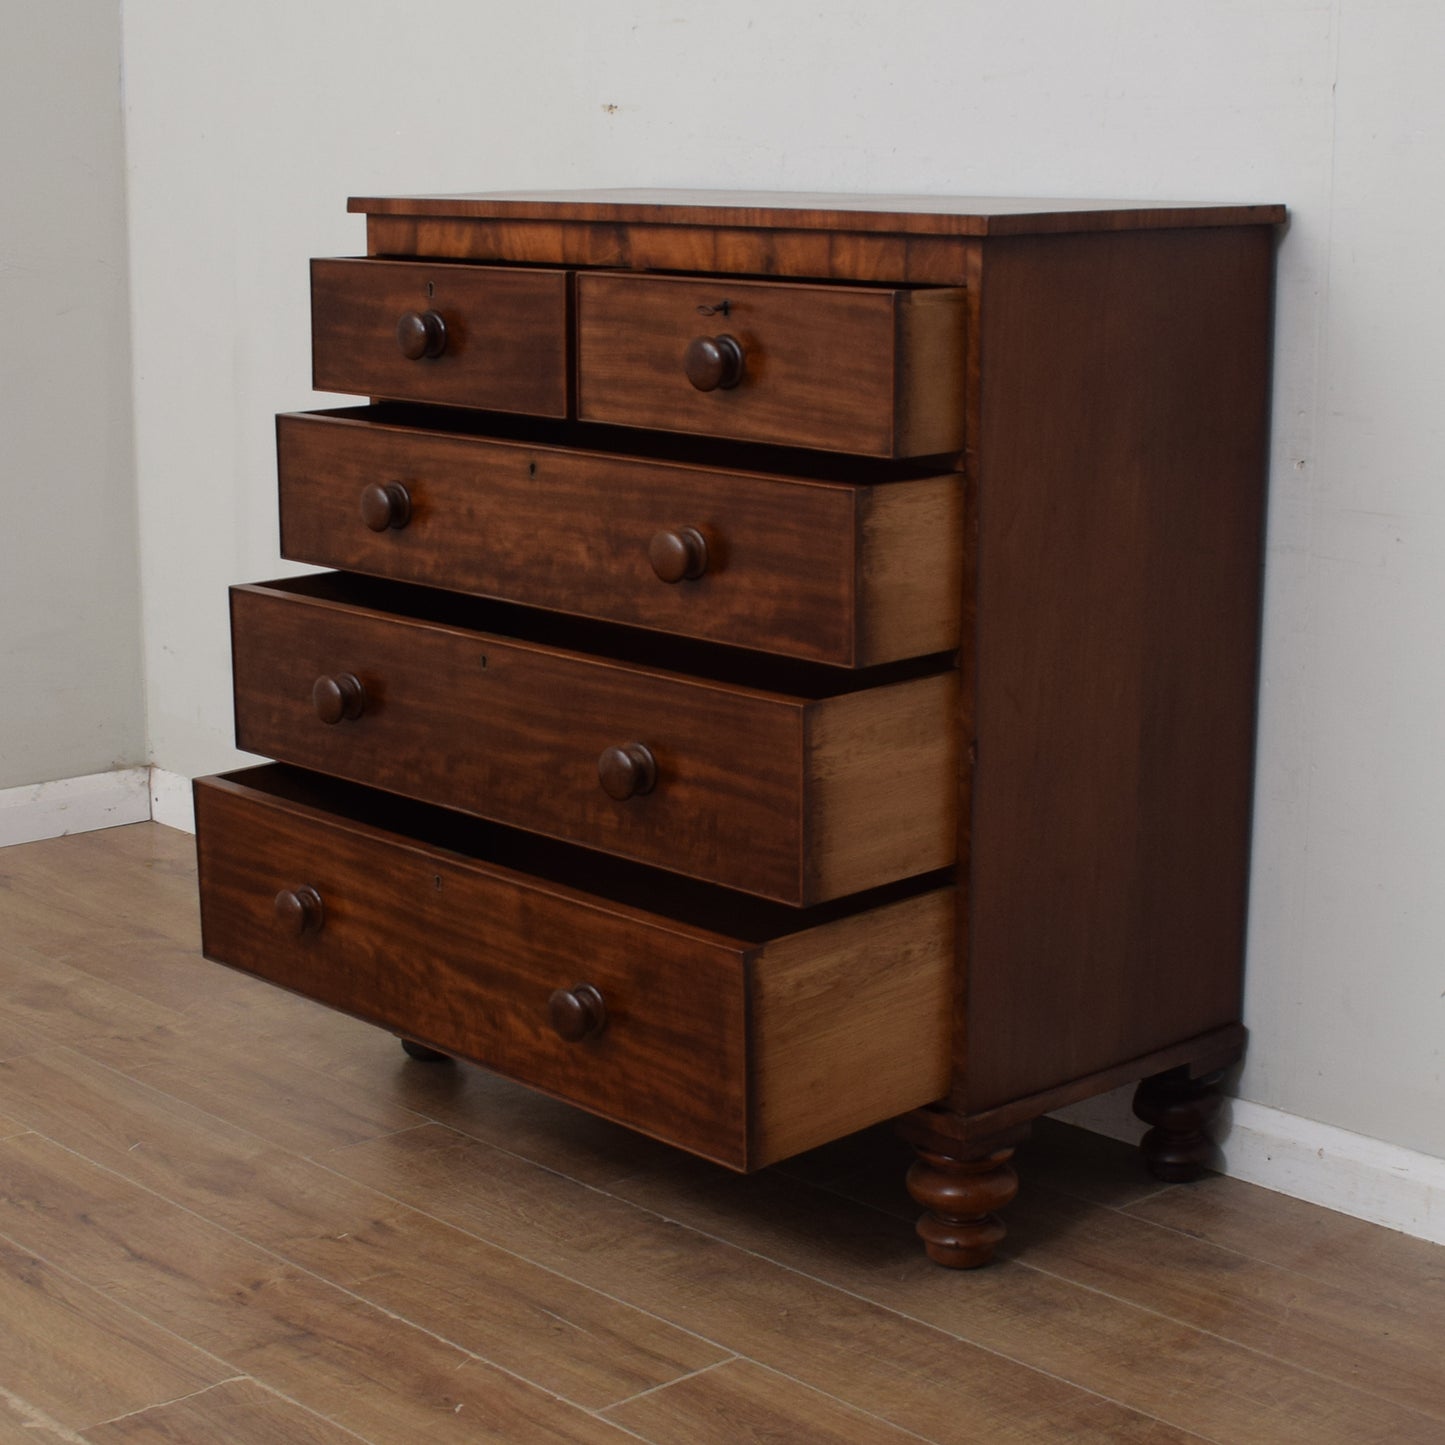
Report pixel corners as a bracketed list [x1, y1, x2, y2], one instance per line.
[258, 571, 954, 697]
[304, 403, 961, 483]
[213, 763, 947, 941]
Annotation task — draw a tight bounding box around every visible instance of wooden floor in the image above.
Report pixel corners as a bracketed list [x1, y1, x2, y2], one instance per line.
[0, 824, 1442, 1444]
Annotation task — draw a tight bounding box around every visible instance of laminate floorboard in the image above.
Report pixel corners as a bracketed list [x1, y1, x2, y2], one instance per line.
[0, 943, 184, 1062]
[0, 821, 1440, 1445]
[603, 1359, 933, 1444]
[1125, 1171, 1445, 1305]
[0, 1235, 229, 1432]
[81, 1378, 365, 1444]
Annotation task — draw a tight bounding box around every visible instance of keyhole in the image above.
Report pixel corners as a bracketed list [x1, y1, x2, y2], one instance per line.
[426, 281, 435, 298]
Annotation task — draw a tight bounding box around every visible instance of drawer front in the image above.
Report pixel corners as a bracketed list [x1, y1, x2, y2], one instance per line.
[194, 772, 752, 1164]
[277, 411, 964, 667]
[229, 582, 958, 904]
[576, 272, 966, 457]
[195, 770, 954, 1169]
[311, 259, 568, 416]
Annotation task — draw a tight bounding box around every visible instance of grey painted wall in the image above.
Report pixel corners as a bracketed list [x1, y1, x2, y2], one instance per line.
[0, 0, 144, 788]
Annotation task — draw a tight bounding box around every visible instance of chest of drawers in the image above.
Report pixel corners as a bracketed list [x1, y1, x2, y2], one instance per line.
[194, 190, 1284, 1267]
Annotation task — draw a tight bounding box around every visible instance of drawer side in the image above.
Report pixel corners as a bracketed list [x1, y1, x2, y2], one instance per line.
[804, 671, 960, 903]
[748, 889, 954, 1167]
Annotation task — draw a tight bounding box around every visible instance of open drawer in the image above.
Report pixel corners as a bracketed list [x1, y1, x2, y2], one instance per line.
[229, 574, 958, 905]
[194, 766, 953, 1170]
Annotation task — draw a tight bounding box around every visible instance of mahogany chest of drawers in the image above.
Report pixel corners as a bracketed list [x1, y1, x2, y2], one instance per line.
[195, 190, 1284, 1266]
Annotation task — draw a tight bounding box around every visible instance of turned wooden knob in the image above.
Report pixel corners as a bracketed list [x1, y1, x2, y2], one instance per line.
[648, 527, 708, 583]
[396, 309, 447, 360]
[684, 334, 745, 391]
[273, 885, 324, 936]
[360, 481, 412, 532]
[598, 743, 656, 800]
[312, 673, 366, 724]
[548, 983, 607, 1042]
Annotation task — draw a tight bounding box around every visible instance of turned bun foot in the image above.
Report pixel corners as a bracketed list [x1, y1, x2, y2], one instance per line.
[906, 1144, 1019, 1268]
[896, 1111, 1028, 1269]
[1132, 1069, 1224, 1181]
[399, 1037, 451, 1063]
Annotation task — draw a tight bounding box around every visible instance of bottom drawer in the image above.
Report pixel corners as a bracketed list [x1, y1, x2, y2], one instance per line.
[195, 766, 953, 1170]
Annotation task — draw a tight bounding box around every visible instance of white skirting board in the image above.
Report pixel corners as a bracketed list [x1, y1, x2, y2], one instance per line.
[0, 767, 151, 846]
[3, 765, 1443, 1249]
[1052, 1087, 1445, 1247]
[148, 767, 195, 834]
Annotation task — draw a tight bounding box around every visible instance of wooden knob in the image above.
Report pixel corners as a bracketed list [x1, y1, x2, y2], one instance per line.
[598, 743, 656, 801]
[312, 673, 366, 724]
[648, 527, 708, 583]
[548, 983, 607, 1042]
[273, 885, 324, 936]
[396, 309, 447, 360]
[684, 334, 745, 391]
[360, 481, 412, 532]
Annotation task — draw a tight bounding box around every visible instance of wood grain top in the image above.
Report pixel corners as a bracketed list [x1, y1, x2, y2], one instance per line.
[347, 188, 1286, 236]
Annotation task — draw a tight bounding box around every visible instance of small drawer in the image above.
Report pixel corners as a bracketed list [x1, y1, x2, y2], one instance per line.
[194, 767, 953, 1169]
[229, 575, 958, 905]
[311, 258, 568, 416]
[277, 409, 963, 667]
[576, 272, 966, 457]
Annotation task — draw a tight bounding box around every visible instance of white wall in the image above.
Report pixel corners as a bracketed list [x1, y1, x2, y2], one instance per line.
[0, 0, 144, 789]
[121, 1, 1444, 1161]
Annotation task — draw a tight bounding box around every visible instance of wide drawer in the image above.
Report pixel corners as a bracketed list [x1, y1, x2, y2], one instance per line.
[277, 409, 963, 667]
[194, 767, 953, 1169]
[230, 575, 958, 905]
[311, 258, 568, 416]
[576, 271, 966, 457]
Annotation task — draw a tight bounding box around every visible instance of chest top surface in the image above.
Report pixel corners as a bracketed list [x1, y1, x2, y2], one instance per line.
[346, 188, 1286, 236]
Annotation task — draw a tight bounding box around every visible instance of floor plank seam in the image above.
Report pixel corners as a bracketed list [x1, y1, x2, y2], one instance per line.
[596, 1355, 737, 1412]
[0, 1222, 254, 1407]
[581, 1412, 652, 1443]
[301, 1145, 748, 1362]
[1007, 1253, 1445, 1428]
[245, 1377, 380, 1445]
[1113, 1188, 1433, 1296]
[311, 1119, 433, 1152]
[83, 1376, 250, 1432]
[1111, 1180, 1180, 1210]
[12, 1043, 292, 1154]
[0, 1383, 90, 1444]
[718, 1358, 947, 1445]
